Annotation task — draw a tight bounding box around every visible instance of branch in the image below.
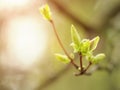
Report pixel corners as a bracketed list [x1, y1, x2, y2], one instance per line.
[50, 20, 79, 69]
[91, 0, 120, 30]
[36, 64, 71, 90]
[49, 0, 120, 33]
[48, 0, 96, 34]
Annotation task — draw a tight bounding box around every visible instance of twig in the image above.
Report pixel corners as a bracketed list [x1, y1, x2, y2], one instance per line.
[81, 62, 92, 74]
[79, 53, 83, 71]
[75, 62, 92, 76]
[50, 20, 79, 69]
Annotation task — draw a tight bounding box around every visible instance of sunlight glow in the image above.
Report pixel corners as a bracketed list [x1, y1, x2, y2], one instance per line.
[4, 16, 48, 69]
[0, 0, 30, 8]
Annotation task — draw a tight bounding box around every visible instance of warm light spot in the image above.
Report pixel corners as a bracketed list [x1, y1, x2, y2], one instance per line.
[4, 16, 48, 69]
[0, 0, 30, 9]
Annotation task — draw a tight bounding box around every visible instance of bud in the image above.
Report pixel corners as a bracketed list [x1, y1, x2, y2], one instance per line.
[55, 54, 70, 64]
[39, 4, 52, 21]
[92, 53, 105, 64]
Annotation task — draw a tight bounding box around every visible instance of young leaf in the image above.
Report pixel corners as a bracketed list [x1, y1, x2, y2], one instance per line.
[71, 25, 81, 52]
[55, 54, 70, 64]
[92, 53, 105, 64]
[90, 36, 100, 51]
[39, 4, 52, 21]
[80, 39, 90, 55]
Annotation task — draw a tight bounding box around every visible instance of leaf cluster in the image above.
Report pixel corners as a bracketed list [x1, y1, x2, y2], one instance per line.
[55, 25, 105, 64]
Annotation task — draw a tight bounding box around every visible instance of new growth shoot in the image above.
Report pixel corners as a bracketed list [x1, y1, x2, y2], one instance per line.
[39, 4, 105, 76]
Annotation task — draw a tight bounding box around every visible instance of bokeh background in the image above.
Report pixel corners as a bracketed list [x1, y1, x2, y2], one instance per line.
[0, 0, 120, 90]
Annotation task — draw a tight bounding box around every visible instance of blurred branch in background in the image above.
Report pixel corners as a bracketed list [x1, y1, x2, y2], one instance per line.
[48, 0, 97, 35]
[49, 0, 120, 32]
[92, 0, 120, 30]
[36, 64, 70, 90]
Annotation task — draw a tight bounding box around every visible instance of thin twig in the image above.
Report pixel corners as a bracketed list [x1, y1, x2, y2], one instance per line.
[75, 62, 92, 76]
[81, 62, 92, 74]
[79, 53, 83, 71]
[50, 20, 79, 69]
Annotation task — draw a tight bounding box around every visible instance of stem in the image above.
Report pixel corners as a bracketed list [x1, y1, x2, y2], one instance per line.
[75, 62, 92, 76]
[79, 53, 83, 71]
[81, 61, 92, 74]
[50, 20, 79, 69]
[71, 60, 79, 69]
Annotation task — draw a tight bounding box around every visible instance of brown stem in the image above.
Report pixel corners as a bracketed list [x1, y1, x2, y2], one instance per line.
[75, 61, 92, 76]
[50, 20, 79, 69]
[71, 60, 79, 69]
[79, 53, 83, 71]
[81, 62, 92, 74]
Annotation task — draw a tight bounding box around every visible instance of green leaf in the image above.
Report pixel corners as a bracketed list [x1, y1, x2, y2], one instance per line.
[39, 4, 52, 21]
[55, 54, 70, 64]
[92, 53, 105, 64]
[80, 39, 90, 55]
[71, 25, 81, 53]
[90, 36, 100, 51]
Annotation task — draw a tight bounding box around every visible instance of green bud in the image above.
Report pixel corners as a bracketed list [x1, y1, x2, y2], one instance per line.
[92, 53, 105, 64]
[80, 39, 90, 55]
[55, 54, 70, 64]
[39, 4, 52, 21]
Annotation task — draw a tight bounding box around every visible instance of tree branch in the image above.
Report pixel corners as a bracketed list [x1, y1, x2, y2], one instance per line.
[36, 64, 71, 90]
[48, 0, 96, 34]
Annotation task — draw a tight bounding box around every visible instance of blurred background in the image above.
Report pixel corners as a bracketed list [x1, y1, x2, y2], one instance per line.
[0, 0, 120, 90]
